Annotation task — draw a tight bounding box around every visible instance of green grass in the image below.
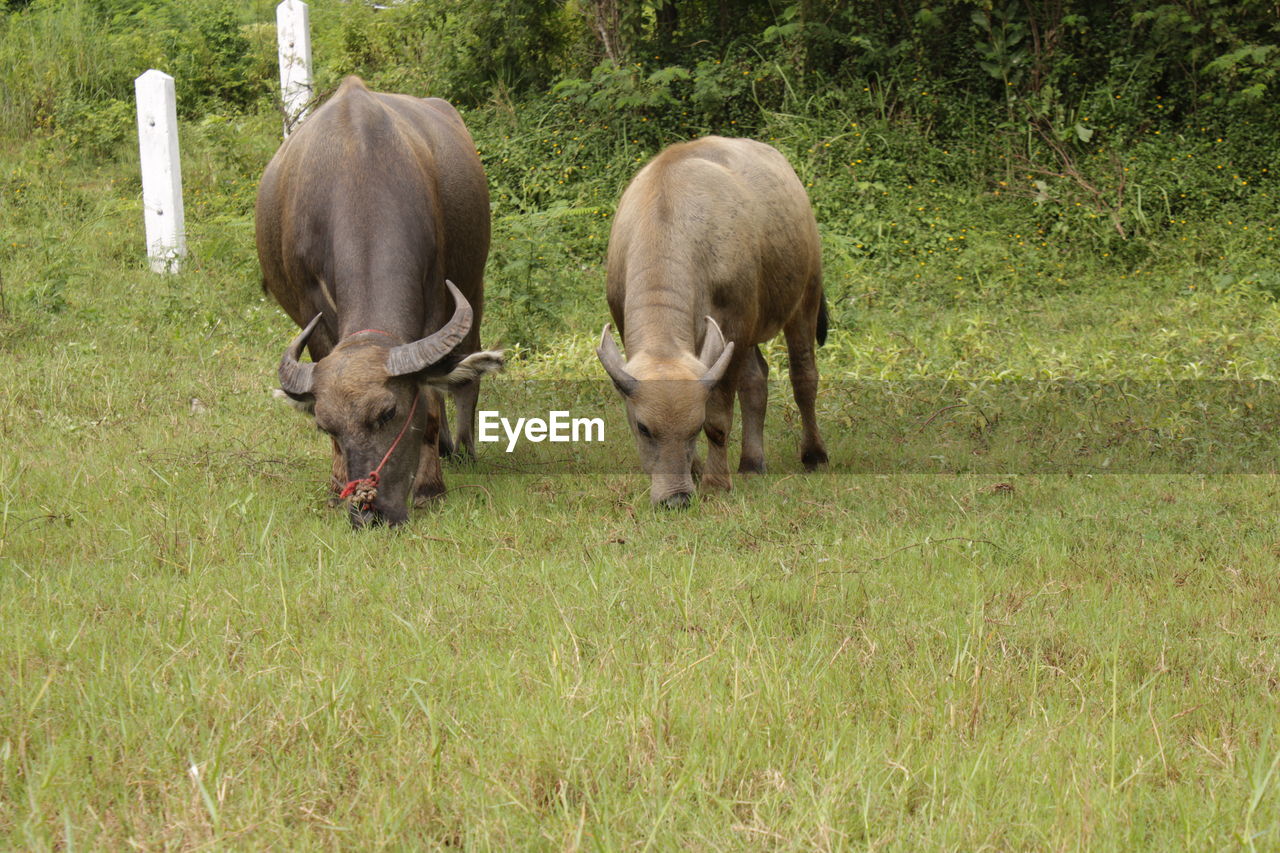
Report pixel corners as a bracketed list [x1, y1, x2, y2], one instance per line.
[5, 420, 1280, 847]
[3, 139, 1280, 848]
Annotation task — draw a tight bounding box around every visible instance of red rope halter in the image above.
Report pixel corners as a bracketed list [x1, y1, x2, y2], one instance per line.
[338, 391, 421, 506]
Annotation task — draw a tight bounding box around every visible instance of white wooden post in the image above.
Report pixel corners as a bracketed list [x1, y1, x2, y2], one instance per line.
[277, 0, 313, 135]
[134, 70, 186, 274]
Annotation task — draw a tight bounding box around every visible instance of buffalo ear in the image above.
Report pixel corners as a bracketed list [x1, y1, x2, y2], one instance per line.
[273, 387, 315, 414]
[419, 349, 505, 389]
[596, 323, 637, 397]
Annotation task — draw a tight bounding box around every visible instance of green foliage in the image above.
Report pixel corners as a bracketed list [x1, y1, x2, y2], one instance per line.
[446, 0, 570, 97]
[0, 0, 276, 158]
[51, 96, 134, 158]
[311, 0, 577, 101]
[164, 0, 273, 115]
[2, 0, 1279, 327]
[971, 2, 1028, 93]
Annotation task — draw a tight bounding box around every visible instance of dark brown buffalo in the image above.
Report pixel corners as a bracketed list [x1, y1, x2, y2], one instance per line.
[257, 76, 501, 527]
[598, 136, 828, 507]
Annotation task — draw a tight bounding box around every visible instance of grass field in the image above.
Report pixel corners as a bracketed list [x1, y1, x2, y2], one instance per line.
[4, 125, 1280, 849]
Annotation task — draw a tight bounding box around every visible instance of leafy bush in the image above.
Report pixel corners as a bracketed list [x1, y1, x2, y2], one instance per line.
[0, 0, 275, 149]
[1, 0, 1277, 329]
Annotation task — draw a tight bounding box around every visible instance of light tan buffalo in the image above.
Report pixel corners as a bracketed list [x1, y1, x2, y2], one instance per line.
[597, 136, 829, 507]
[257, 77, 501, 528]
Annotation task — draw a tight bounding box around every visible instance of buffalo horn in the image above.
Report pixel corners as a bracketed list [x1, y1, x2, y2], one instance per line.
[698, 315, 734, 389]
[279, 313, 322, 396]
[596, 323, 637, 396]
[386, 280, 473, 377]
[698, 316, 727, 367]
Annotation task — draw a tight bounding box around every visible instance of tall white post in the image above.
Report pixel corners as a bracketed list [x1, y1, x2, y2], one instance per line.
[134, 70, 186, 274]
[277, 0, 313, 135]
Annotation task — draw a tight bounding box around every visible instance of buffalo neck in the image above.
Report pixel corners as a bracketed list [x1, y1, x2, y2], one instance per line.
[335, 290, 424, 343]
[315, 160, 441, 344]
[620, 258, 704, 359]
[325, 254, 438, 343]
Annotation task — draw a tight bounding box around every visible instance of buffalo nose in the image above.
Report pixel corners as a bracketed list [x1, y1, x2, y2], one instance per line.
[349, 501, 409, 529]
[658, 492, 692, 510]
[348, 504, 389, 530]
[348, 505, 382, 529]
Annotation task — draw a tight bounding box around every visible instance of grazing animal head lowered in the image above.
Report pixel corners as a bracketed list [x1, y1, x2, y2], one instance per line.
[277, 282, 503, 528]
[598, 317, 733, 507]
[599, 136, 829, 505]
[257, 78, 496, 529]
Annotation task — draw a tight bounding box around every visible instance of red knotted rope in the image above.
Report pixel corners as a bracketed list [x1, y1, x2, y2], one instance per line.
[338, 391, 420, 506]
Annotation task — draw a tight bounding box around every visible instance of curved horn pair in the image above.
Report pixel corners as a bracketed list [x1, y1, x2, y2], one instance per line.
[596, 316, 735, 396]
[278, 281, 474, 394]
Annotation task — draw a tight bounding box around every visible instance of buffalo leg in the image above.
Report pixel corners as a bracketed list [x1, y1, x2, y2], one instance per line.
[783, 292, 828, 471]
[737, 345, 769, 475]
[702, 375, 738, 493]
[328, 437, 348, 506]
[437, 402, 455, 458]
[413, 390, 447, 505]
[449, 377, 481, 459]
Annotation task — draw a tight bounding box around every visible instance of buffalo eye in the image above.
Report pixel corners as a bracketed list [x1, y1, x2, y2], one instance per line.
[636, 421, 653, 440]
[373, 406, 397, 429]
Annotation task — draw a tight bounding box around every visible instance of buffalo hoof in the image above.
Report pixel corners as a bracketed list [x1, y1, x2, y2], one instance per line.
[738, 457, 766, 475]
[801, 447, 829, 471]
[413, 482, 447, 508]
[658, 492, 692, 510]
[442, 442, 475, 463]
[701, 473, 732, 492]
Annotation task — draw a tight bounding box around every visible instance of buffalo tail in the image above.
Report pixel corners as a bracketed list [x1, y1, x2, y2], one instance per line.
[816, 295, 829, 347]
